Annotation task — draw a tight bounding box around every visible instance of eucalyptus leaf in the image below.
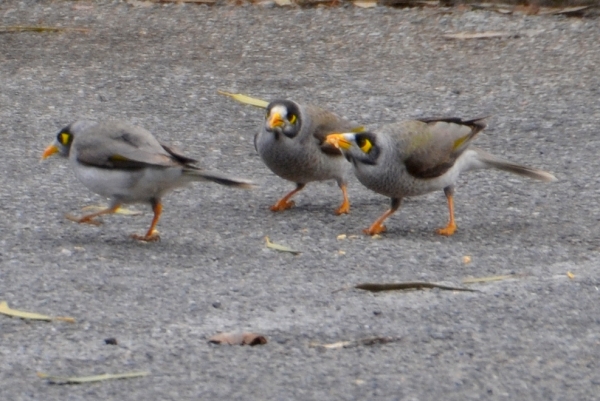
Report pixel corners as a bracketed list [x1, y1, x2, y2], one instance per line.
[0, 301, 75, 323]
[355, 282, 477, 292]
[265, 237, 301, 255]
[37, 371, 149, 384]
[217, 90, 269, 109]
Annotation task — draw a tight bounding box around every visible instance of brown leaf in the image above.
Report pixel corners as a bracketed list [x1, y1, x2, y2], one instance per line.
[309, 336, 401, 349]
[208, 332, 267, 346]
[353, 1, 377, 8]
[462, 273, 528, 284]
[37, 371, 149, 384]
[355, 282, 478, 293]
[538, 6, 589, 16]
[512, 4, 540, 15]
[0, 26, 90, 34]
[443, 31, 516, 40]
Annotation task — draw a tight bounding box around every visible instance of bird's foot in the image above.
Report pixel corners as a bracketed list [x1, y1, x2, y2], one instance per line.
[436, 223, 457, 236]
[335, 201, 350, 215]
[130, 230, 160, 242]
[363, 223, 386, 236]
[65, 214, 103, 226]
[270, 199, 295, 212]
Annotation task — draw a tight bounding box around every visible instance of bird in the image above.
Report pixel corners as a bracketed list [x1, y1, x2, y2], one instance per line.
[254, 99, 364, 215]
[325, 117, 556, 236]
[42, 120, 254, 241]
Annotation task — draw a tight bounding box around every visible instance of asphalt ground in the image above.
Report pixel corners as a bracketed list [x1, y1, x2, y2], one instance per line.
[1, 1, 599, 400]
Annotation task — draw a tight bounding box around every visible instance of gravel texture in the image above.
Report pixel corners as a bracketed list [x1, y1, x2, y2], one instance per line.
[1, 1, 599, 400]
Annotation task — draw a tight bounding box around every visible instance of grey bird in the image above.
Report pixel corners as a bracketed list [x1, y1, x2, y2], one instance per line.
[254, 99, 364, 215]
[325, 117, 556, 236]
[42, 120, 253, 241]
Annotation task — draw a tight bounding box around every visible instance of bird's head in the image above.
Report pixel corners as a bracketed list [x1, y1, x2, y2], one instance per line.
[264, 100, 302, 139]
[325, 132, 380, 165]
[41, 124, 75, 160]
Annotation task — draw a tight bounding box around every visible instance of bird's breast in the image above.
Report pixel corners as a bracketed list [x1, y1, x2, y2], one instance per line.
[256, 131, 345, 183]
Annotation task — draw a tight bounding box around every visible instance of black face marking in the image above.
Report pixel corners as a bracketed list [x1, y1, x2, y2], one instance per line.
[353, 133, 379, 165]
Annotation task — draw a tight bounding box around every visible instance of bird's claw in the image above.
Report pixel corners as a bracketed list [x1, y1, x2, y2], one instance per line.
[335, 202, 350, 215]
[130, 232, 160, 242]
[436, 224, 457, 236]
[363, 224, 386, 236]
[270, 199, 296, 212]
[65, 214, 103, 226]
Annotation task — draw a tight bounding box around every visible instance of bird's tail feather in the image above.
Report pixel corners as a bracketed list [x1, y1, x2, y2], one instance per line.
[474, 148, 557, 182]
[184, 168, 255, 188]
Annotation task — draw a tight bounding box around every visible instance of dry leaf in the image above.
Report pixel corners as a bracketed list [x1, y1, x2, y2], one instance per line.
[354, 1, 377, 8]
[37, 371, 149, 384]
[462, 274, 526, 284]
[81, 205, 143, 216]
[217, 90, 269, 109]
[0, 301, 75, 323]
[125, 0, 156, 6]
[443, 31, 516, 40]
[309, 336, 401, 349]
[512, 4, 540, 15]
[355, 282, 477, 292]
[208, 332, 267, 346]
[155, 0, 216, 3]
[538, 6, 589, 16]
[265, 236, 301, 255]
[0, 26, 89, 33]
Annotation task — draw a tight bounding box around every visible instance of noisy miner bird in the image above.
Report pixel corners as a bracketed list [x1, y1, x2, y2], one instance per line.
[42, 120, 253, 241]
[326, 117, 556, 236]
[255, 99, 364, 215]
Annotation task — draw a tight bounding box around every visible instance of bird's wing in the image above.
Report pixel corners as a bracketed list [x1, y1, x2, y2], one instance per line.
[396, 117, 487, 179]
[74, 123, 187, 169]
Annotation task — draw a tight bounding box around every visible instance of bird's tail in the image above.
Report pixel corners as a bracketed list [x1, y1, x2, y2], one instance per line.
[473, 148, 557, 182]
[183, 167, 255, 189]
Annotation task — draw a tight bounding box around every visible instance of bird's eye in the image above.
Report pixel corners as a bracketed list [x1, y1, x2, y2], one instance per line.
[58, 132, 71, 146]
[289, 114, 297, 124]
[356, 137, 372, 153]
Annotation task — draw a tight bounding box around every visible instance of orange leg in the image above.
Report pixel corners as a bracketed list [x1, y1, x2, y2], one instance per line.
[364, 198, 401, 236]
[65, 203, 121, 226]
[270, 183, 305, 212]
[131, 201, 162, 242]
[335, 183, 350, 215]
[436, 187, 457, 236]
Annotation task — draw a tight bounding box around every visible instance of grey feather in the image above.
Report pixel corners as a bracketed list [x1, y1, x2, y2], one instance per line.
[183, 168, 255, 189]
[474, 149, 557, 182]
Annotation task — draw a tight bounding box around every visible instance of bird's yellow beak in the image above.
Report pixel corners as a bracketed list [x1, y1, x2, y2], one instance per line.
[267, 112, 285, 129]
[325, 133, 352, 150]
[41, 144, 59, 160]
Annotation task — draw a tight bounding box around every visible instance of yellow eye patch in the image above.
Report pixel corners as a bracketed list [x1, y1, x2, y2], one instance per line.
[59, 133, 70, 145]
[289, 114, 297, 124]
[357, 137, 372, 153]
